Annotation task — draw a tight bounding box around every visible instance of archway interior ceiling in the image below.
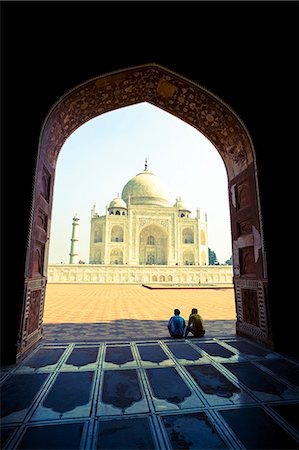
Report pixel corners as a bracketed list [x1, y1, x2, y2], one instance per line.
[41, 65, 253, 180]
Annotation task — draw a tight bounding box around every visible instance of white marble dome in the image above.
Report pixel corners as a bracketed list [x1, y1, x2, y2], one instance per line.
[122, 169, 171, 206]
[109, 197, 127, 209]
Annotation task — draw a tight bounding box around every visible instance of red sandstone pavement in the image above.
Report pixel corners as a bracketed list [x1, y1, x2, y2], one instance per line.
[43, 284, 237, 341]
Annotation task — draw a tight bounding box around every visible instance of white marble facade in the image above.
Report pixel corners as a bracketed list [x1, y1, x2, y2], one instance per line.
[89, 165, 209, 267]
[47, 264, 233, 285]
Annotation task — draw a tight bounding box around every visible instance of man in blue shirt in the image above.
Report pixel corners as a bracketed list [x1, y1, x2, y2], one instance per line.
[168, 309, 186, 338]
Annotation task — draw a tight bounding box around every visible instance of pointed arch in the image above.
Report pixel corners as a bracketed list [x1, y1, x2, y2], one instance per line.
[17, 63, 270, 361]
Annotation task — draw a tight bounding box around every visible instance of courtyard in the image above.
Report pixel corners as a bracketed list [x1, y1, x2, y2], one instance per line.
[43, 284, 237, 341]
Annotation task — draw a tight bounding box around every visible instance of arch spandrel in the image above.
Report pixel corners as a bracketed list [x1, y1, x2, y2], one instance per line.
[41, 65, 253, 179]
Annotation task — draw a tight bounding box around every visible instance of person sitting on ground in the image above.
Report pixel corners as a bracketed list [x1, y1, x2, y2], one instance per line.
[184, 308, 205, 337]
[168, 308, 186, 338]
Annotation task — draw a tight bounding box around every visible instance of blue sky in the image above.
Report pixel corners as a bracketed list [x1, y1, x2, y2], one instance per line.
[48, 102, 232, 264]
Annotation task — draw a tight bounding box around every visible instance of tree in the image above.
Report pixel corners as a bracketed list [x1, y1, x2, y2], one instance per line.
[225, 256, 232, 265]
[208, 248, 218, 265]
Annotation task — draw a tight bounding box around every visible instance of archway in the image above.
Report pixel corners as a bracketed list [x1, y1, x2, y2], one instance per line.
[139, 224, 168, 265]
[17, 64, 270, 360]
[110, 248, 123, 265]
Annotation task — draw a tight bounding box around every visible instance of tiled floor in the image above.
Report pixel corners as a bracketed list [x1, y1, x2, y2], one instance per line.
[1, 285, 299, 449]
[1, 337, 299, 449]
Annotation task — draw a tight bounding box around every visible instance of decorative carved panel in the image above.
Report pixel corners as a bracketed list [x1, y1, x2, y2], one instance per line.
[237, 220, 252, 236]
[236, 180, 250, 210]
[40, 65, 253, 178]
[139, 218, 169, 229]
[41, 166, 51, 202]
[157, 78, 178, 98]
[229, 163, 265, 282]
[27, 290, 42, 335]
[235, 279, 271, 346]
[239, 246, 255, 275]
[241, 288, 259, 327]
[33, 242, 45, 276]
[37, 209, 48, 232]
[17, 278, 46, 360]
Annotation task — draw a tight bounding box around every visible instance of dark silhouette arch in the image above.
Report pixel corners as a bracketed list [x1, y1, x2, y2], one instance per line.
[17, 64, 271, 360]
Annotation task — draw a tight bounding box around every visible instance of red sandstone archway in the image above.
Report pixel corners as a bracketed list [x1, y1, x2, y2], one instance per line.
[18, 64, 270, 360]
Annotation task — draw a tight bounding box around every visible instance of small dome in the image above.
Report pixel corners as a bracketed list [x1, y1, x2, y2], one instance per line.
[109, 197, 127, 209]
[174, 198, 191, 212]
[122, 169, 171, 207]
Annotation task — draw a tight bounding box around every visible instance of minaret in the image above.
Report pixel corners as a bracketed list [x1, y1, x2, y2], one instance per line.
[91, 204, 96, 219]
[69, 215, 80, 264]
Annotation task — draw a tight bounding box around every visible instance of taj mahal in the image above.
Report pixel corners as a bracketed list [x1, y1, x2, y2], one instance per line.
[48, 161, 232, 285]
[89, 160, 208, 267]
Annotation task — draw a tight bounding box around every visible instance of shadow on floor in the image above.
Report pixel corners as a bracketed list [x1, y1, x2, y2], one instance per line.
[43, 319, 236, 342]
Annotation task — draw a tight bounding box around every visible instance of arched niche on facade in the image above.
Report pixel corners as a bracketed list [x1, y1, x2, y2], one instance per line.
[17, 63, 270, 361]
[110, 248, 123, 265]
[110, 225, 124, 243]
[94, 225, 103, 243]
[182, 227, 194, 244]
[183, 250, 195, 265]
[139, 223, 168, 265]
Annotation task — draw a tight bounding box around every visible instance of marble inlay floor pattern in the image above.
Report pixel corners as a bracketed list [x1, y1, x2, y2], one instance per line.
[1, 337, 299, 449]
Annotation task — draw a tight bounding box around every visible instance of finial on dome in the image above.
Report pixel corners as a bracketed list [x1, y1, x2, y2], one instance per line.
[145, 157, 148, 171]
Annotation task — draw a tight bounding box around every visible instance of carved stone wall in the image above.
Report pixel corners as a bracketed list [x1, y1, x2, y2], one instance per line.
[47, 264, 233, 285]
[235, 278, 271, 346]
[17, 278, 46, 360]
[41, 65, 253, 180]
